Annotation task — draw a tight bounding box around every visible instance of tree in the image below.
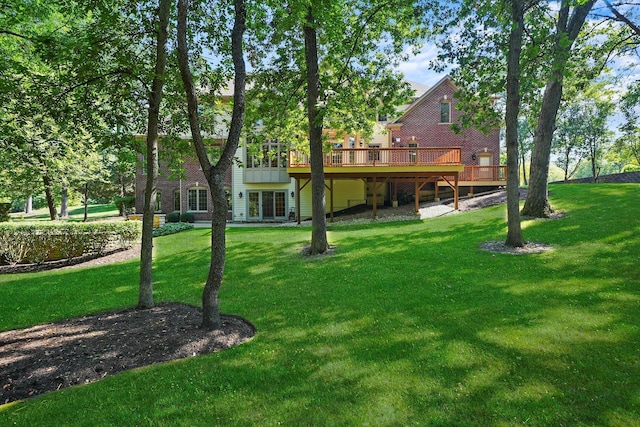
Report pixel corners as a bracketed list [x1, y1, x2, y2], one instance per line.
[248, 0, 424, 254]
[504, 0, 527, 247]
[521, 0, 596, 217]
[553, 104, 587, 181]
[518, 117, 535, 185]
[138, 0, 172, 310]
[302, 6, 329, 255]
[176, 0, 246, 330]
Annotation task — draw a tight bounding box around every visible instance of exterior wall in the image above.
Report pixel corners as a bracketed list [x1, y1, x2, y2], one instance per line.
[370, 122, 390, 147]
[232, 145, 296, 222]
[135, 154, 232, 222]
[388, 78, 501, 167]
[298, 178, 366, 220]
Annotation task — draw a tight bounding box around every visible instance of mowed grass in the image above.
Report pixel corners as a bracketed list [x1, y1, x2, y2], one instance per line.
[12, 203, 120, 222]
[1, 184, 639, 426]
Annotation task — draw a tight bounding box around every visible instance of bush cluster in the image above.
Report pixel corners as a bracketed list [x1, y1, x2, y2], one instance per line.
[0, 203, 11, 222]
[0, 221, 142, 266]
[166, 212, 195, 223]
[180, 212, 195, 223]
[166, 212, 180, 223]
[152, 222, 194, 237]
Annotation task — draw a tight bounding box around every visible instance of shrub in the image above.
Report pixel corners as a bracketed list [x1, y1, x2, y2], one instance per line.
[0, 221, 142, 266]
[166, 212, 181, 223]
[0, 203, 11, 222]
[152, 222, 194, 237]
[180, 212, 195, 223]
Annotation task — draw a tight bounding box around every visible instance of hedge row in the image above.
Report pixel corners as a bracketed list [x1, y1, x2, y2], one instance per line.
[0, 221, 142, 266]
[166, 212, 195, 223]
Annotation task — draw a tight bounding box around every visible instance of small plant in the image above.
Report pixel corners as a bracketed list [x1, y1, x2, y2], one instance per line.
[152, 222, 194, 237]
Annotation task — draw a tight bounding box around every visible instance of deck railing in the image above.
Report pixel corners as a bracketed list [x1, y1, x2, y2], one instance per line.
[288, 147, 462, 167]
[461, 165, 507, 182]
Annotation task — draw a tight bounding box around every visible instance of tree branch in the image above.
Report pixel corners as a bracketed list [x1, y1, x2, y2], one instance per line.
[0, 30, 33, 41]
[604, 0, 640, 36]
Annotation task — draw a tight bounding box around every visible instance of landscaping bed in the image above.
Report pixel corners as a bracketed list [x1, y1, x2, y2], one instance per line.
[1, 303, 255, 404]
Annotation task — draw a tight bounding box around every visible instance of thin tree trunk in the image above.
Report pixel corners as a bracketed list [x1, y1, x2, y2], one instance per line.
[304, 6, 329, 255]
[520, 150, 528, 185]
[83, 183, 89, 222]
[522, 0, 594, 218]
[119, 174, 126, 216]
[42, 174, 57, 220]
[60, 184, 68, 218]
[138, 0, 171, 310]
[177, 0, 246, 330]
[504, 0, 525, 247]
[25, 195, 32, 214]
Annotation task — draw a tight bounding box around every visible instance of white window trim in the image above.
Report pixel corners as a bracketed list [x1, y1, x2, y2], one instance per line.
[187, 187, 208, 212]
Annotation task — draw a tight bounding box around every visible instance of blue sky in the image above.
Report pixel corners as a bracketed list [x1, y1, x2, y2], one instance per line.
[397, 44, 447, 86]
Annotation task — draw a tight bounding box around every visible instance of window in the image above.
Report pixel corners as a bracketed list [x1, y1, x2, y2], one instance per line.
[225, 187, 232, 211]
[409, 143, 418, 163]
[440, 101, 451, 123]
[141, 155, 147, 175]
[247, 140, 287, 169]
[377, 113, 387, 122]
[143, 191, 161, 211]
[155, 192, 162, 212]
[174, 190, 181, 212]
[368, 144, 381, 162]
[188, 188, 208, 211]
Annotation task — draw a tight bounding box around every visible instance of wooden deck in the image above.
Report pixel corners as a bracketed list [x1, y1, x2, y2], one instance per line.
[287, 147, 506, 222]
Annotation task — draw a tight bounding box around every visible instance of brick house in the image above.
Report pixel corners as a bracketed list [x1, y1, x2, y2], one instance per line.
[135, 75, 504, 223]
[287, 75, 504, 221]
[134, 142, 233, 222]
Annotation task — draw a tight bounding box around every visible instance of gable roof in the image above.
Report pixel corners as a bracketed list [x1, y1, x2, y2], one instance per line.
[406, 80, 430, 99]
[394, 75, 457, 123]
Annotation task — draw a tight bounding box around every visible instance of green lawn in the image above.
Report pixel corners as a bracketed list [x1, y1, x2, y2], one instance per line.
[1, 184, 639, 426]
[12, 203, 120, 222]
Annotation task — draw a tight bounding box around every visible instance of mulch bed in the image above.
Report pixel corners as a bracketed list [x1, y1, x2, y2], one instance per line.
[1, 303, 255, 404]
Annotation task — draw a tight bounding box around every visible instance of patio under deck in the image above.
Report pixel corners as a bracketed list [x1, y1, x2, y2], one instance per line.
[288, 147, 476, 223]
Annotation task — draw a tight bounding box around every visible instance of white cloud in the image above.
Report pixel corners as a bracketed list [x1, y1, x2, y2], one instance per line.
[397, 44, 450, 86]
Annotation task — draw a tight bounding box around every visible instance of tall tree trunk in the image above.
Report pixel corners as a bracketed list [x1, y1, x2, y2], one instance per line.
[177, 0, 246, 330]
[83, 183, 89, 222]
[304, 7, 329, 255]
[42, 173, 57, 220]
[60, 184, 68, 218]
[521, 0, 594, 218]
[520, 150, 528, 186]
[138, 0, 171, 310]
[504, 0, 525, 247]
[119, 173, 126, 216]
[24, 195, 32, 214]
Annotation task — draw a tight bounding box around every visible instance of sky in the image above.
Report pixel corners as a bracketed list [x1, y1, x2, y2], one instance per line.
[397, 44, 447, 86]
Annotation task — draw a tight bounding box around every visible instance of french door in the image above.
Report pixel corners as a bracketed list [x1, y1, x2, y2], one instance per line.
[248, 191, 286, 220]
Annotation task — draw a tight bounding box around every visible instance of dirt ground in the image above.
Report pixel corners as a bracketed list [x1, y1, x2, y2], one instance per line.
[0, 304, 255, 404]
[1, 190, 553, 405]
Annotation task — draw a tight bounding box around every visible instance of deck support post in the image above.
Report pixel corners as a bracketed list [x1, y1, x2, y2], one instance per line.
[454, 173, 459, 210]
[330, 178, 334, 222]
[414, 177, 419, 214]
[372, 176, 377, 219]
